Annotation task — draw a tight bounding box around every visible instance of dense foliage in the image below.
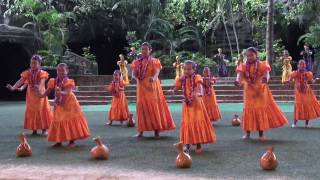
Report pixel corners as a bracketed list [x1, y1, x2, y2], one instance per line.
[1, 0, 319, 73]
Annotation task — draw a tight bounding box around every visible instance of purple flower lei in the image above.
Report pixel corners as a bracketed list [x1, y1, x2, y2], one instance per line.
[28, 68, 41, 88]
[54, 75, 69, 105]
[136, 55, 151, 80]
[181, 73, 196, 106]
[111, 79, 124, 97]
[297, 68, 307, 93]
[245, 60, 260, 84]
[203, 74, 213, 96]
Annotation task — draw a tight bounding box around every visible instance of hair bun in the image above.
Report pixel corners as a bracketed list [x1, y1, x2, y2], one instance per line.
[31, 54, 43, 62]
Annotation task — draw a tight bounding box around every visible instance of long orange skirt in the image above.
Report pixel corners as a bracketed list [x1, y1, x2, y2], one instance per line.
[242, 84, 288, 131]
[180, 97, 216, 145]
[202, 89, 221, 122]
[108, 91, 130, 121]
[24, 87, 52, 130]
[48, 93, 90, 142]
[136, 79, 176, 132]
[294, 86, 320, 121]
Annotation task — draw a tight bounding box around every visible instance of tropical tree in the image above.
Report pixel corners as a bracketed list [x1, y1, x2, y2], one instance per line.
[207, 0, 233, 56]
[228, 0, 240, 55]
[266, 0, 274, 64]
[4, 0, 73, 66]
[298, 25, 320, 48]
[144, 18, 202, 57]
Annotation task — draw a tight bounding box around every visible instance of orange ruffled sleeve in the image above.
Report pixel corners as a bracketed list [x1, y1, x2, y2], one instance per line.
[121, 80, 126, 87]
[306, 72, 313, 81]
[39, 70, 49, 80]
[260, 61, 271, 74]
[64, 79, 75, 89]
[47, 78, 55, 89]
[130, 60, 138, 70]
[290, 71, 313, 81]
[195, 74, 203, 84]
[20, 70, 30, 80]
[236, 63, 244, 73]
[152, 58, 162, 70]
[290, 71, 297, 79]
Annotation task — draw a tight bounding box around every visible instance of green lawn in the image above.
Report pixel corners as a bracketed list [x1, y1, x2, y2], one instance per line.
[0, 101, 319, 179]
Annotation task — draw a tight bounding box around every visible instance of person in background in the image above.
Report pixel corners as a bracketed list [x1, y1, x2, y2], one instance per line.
[300, 44, 313, 72]
[173, 56, 184, 80]
[117, 54, 130, 85]
[128, 47, 138, 61]
[280, 50, 293, 83]
[106, 70, 130, 126]
[202, 67, 221, 123]
[213, 48, 228, 77]
[288, 60, 320, 128]
[173, 60, 216, 154]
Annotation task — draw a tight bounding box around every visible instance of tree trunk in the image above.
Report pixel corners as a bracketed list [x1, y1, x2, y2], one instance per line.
[266, 0, 274, 65]
[222, 15, 233, 57]
[229, 0, 240, 55]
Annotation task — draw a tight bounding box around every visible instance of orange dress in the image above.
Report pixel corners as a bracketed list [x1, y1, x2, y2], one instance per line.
[21, 70, 52, 130]
[291, 71, 320, 121]
[202, 76, 221, 122]
[108, 80, 130, 121]
[47, 78, 90, 142]
[237, 61, 288, 131]
[131, 58, 176, 132]
[175, 74, 216, 145]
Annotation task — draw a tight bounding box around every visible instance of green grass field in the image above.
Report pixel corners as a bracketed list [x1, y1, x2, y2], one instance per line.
[0, 101, 320, 179]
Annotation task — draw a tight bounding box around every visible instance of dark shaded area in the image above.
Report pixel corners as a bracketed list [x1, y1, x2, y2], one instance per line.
[68, 34, 127, 75]
[283, 23, 306, 70]
[0, 42, 30, 100]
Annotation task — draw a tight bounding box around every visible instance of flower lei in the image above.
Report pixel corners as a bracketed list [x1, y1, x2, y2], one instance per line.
[181, 73, 196, 106]
[54, 75, 69, 105]
[110, 80, 123, 97]
[245, 60, 260, 84]
[203, 75, 213, 96]
[28, 68, 40, 89]
[136, 56, 151, 80]
[297, 68, 307, 93]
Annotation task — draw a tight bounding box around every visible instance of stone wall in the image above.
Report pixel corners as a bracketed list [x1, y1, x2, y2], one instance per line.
[62, 50, 98, 75]
[0, 24, 42, 56]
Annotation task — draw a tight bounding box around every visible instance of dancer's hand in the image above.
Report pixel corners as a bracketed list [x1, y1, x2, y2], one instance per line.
[310, 80, 315, 84]
[168, 89, 175, 95]
[130, 77, 136, 84]
[17, 87, 24, 92]
[55, 87, 61, 94]
[106, 85, 112, 93]
[6, 84, 15, 91]
[262, 77, 268, 84]
[149, 77, 156, 83]
[234, 80, 241, 87]
[283, 81, 291, 88]
[35, 90, 41, 97]
[35, 89, 44, 98]
[30, 84, 39, 91]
